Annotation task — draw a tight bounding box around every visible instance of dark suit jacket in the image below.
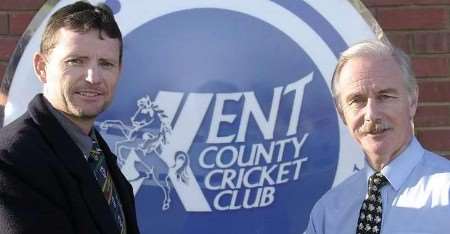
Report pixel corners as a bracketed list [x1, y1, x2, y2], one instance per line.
[0, 94, 140, 234]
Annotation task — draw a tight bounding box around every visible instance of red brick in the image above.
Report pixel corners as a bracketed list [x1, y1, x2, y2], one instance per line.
[0, 0, 45, 10]
[386, 32, 412, 53]
[415, 105, 450, 127]
[362, 0, 412, 7]
[412, 57, 449, 77]
[0, 37, 18, 60]
[376, 8, 448, 30]
[418, 81, 450, 102]
[367, 7, 377, 18]
[0, 13, 8, 35]
[414, 32, 450, 54]
[364, 0, 450, 6]
[413, 0, 450, 5]
[0, 63, 5, 81]
[9, 11, 35, 36]
[417, 129, 450, 151]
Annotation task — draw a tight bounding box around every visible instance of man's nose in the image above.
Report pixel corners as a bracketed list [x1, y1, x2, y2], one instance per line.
[364, 98, 381, 122]
[85, 66, 100, 84]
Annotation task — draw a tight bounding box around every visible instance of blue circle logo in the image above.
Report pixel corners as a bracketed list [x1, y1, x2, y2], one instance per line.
[4, 1, 377, 233]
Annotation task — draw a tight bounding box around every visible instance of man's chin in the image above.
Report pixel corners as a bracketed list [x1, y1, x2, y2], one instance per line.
[68, 106, 106, 120]
[362, 140, 390, 157]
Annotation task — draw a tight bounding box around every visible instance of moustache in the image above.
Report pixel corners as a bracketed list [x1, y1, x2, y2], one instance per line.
[358, 121, 391, 135]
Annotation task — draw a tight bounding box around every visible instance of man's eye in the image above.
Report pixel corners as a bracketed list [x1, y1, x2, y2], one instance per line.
[101, 62, 113, 67]
[100, 61, 116, 68]
[379, 94, 395, 100]
[65, 58, 83, 65]
[348, 97, 365, 106]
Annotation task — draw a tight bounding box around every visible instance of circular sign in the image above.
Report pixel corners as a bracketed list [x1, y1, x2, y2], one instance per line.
[2, 1, 380, 233]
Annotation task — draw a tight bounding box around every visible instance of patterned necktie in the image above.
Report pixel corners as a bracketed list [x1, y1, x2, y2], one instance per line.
[356, 172, 388, 234]
[89, 138, 127, 234]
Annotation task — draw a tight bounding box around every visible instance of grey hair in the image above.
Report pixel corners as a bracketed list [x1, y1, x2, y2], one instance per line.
[331, 40, 417, 115]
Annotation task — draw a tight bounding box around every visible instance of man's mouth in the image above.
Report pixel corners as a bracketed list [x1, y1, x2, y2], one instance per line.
[367, 128, 390, 135]
[75, 90, 102, 97]
[358, 122, 392, 136]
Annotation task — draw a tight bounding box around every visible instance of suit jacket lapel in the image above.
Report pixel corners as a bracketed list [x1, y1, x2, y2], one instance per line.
[27, 95, 119, 234]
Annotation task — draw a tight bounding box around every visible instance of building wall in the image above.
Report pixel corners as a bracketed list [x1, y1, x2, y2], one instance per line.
[0, 0, 449, 157]
[363, 0, 450, 158]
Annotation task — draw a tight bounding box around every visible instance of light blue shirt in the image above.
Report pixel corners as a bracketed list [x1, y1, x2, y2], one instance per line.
[305, 137, 450, 234]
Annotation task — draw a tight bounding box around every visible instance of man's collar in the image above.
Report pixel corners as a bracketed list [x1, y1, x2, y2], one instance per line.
[43, 97, 94, 158]
[365, 137, 424, 191]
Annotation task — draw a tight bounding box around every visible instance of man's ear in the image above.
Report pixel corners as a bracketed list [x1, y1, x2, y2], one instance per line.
[409, 86, 419, 119]
[33, 52, 47, 83]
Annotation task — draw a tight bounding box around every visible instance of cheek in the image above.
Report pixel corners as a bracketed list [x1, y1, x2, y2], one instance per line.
[53, 76, 76, 100]
[342, 109, 356, 126]
[392, 102, 414, 124]
[45, 76, 62, 94]
[61, 80, 73, 95]
[106, 74, 120, 92]
[344, 113, 363, 134]
[349, 123, 360, 139]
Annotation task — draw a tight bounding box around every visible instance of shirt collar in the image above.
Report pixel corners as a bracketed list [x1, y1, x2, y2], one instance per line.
[44, 98, 94, 158]
[365, 137, 424, 191]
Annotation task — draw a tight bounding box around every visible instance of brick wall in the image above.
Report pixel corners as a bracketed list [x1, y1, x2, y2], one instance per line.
[362, 0, 450, 158]
[0, 0, 46, 122]
[0, 1, 449, 157]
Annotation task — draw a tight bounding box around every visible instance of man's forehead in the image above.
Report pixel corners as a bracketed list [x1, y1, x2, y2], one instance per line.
[345, 55, 399, 73]
[341, 56, 402, 82]
[54, 27, 117, 43]
[49, 28, 120, 57]
[339, 56, 408, 95]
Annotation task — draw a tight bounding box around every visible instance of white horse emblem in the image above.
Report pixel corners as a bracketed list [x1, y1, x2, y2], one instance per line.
[100, 96, 190, 210]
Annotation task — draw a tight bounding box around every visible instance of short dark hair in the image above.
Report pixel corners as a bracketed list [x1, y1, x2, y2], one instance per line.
[40, 1, 123, 63]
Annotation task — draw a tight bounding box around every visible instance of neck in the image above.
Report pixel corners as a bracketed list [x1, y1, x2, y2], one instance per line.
[43, 95, 95, 135]
[62, 112, 94, 135]
[365, 136, 413, 171]
[366, 157, 392, 172]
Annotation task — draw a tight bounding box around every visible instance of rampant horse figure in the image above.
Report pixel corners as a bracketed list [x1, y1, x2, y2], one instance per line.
[100, 96, 189, 210]
[131, 150, 190, 210]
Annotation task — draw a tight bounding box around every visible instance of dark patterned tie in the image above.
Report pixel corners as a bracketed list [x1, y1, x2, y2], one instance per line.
[356, 172, 388, 234]
[89, 138, 127, 234]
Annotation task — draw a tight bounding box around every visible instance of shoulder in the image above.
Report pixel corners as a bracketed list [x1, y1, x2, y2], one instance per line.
[307, 170, 365, 233]
[401, 148, 450, 199]
[0, 112, 70, 198]
[421, 150, 450, 170]
[311, 169, 365, 213]
[0, 112, 51, 167]
[0, 112, 39, 149]
[414, 150, 450, 186]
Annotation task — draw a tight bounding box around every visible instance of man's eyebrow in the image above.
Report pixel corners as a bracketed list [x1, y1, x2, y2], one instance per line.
[378, 88, 399, 95]
[99, 57, 120, 64]
[63, 54, 87, 59]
